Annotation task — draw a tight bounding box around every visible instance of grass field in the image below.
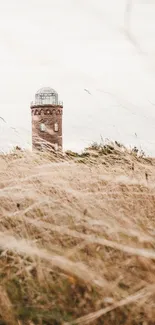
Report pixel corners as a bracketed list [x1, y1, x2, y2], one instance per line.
[0, 143, 155, 325]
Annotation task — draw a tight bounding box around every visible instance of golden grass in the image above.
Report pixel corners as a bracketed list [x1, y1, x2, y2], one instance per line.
[0, 145, 155, 324]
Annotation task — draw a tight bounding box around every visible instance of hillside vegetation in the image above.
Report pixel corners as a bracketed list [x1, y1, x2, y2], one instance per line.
[0, 143, 155, 325]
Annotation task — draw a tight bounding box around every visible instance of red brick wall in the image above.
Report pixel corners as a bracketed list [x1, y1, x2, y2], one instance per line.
[31, 104, 63, 150]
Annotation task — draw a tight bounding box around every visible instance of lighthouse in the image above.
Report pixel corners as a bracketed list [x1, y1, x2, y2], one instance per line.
[30, 87, 63, 151]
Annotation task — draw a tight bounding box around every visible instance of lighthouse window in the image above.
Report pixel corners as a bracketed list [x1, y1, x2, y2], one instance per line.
[55, 143, 58, 151]
[40, 123, 46, 132]
[54, 122, 59, 132]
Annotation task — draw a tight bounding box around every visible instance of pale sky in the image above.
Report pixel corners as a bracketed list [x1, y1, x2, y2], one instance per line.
[1, 0, 155, 154]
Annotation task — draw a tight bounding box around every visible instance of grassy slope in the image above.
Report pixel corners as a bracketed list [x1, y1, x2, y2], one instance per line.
[0, 145, 155, 324]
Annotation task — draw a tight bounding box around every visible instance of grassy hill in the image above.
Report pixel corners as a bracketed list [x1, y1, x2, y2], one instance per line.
[0, 143, 155, 325]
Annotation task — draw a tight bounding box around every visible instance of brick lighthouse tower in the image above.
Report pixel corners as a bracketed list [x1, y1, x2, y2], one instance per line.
[30, 87, 63, 151]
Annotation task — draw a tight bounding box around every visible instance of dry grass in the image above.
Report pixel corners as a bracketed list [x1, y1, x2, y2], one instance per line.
[0, 144, 155, 324]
